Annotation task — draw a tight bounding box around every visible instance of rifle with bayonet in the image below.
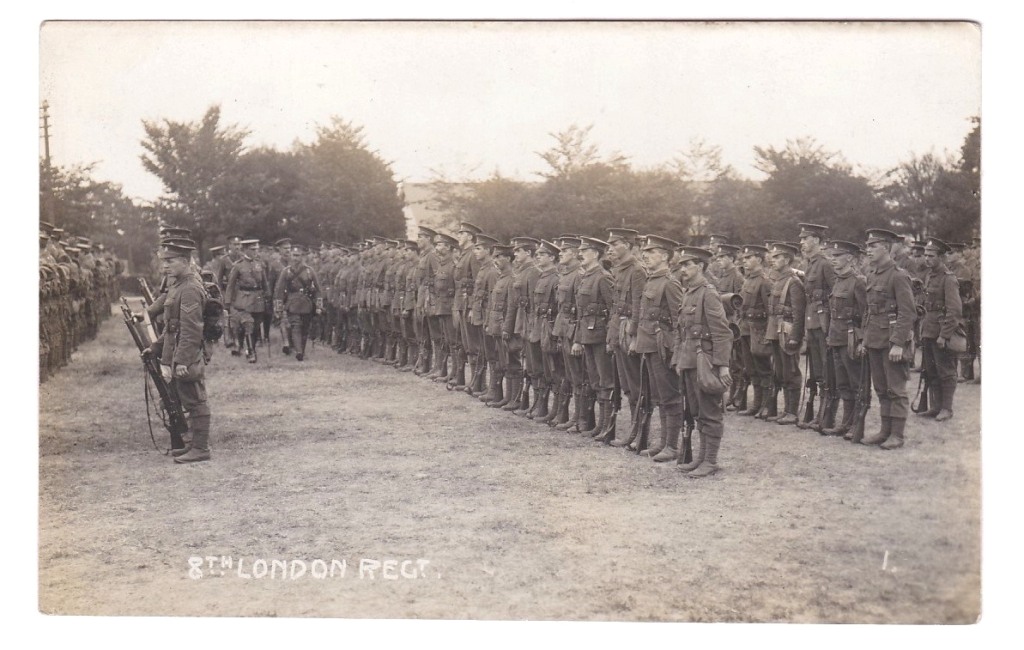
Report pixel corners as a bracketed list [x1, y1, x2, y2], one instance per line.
[120, 297, 187, 452]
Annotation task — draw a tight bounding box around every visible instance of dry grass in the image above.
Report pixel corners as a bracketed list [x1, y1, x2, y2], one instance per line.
[38, 310, 981, 622]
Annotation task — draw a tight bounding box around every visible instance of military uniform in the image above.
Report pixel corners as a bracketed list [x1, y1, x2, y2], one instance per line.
[467, 235, 499, 394]
[797, 224, 836, 430]
[452, 223, 483, 388]
[528, 241, 562, 422]
[573, 238, 615, 436]
[763, 243, 807, 424]
[918, 238, 963, 421]
[274, 258, 323, 361]
[225, 245, 269, 362]
[505, 238, 540, 413]
[484, 246, 516, 407]
[606, 229, 646, 426]
[551, 238, 584, 429]
[820, 240, 868, 438]
[736, 245, 773, 418]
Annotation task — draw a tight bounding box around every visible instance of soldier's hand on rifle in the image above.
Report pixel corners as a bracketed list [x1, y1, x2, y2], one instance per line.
[174, 364, 190, 379]
[571, 342, 583, 357]
[140, 346, 154, 361]
[889, 344, 904, 362]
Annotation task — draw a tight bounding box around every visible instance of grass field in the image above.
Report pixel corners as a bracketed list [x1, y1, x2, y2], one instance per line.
[38, 305, 981, 622]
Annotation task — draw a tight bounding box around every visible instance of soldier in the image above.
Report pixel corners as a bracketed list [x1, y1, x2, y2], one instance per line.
[736, 245, 773, 418]
[713, 243, 746, 410]
[630, 235, 685, 459]
[414, 227, 438, 375]
[428, 232, 459, 382]
[572, 237, 615, 437]
[224, 239, 270, 363]
[505, 237, 540, 413]
[605, 228, 645, 435]
[452, 222, 483, 389]
[820, 240, 868, 438]
[146, 239, 214, 463]
[858, 229, 916, 450]
[529, 240, 562, 422]
[551, 236, 586, 430]
[948, 241, 979, 382]
[212, 235, 244, 353]
[673, 246, 733, 477]
[398, 241, 421, 371]
[467, 234, 499, 394]
[274, 245, 323, 361]
[484, 243, 516, 407]
[916, 238, 963, 421]
[762, 242, 807, 425]
[796, 224, 835, 430]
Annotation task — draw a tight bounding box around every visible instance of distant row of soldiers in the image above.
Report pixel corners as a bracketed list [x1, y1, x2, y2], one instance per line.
[39, 220, 124, 382]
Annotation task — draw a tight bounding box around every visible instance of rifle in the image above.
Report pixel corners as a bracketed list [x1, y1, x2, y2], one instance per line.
[628, 355, 655, 453]
[800, 353, 816, 425]
[849, 352, 872, 444]
[120, 297, 187, 452]
[911, 366, 931, 413]
[598, 354, 620, 444]
[138, 277, 156, 306]
[677, 378, 695, 465]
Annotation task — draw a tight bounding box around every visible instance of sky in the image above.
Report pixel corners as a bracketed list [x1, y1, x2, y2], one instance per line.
[39, 20, 980, 203]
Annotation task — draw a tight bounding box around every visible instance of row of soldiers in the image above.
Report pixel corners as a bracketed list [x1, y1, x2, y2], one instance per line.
[39, 220, 124, 382]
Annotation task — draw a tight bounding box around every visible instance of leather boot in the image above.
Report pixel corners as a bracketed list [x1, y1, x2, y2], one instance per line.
[540, 387, 561, 424]
[642, 407, 668, 457]
[797, 384, 818, 429]
[880, 417, 906, 449]
[687, 434, 721, 478]
[760, 387, 779, 420]
[426, 346, 445, 379]
[679, 429, 706, 472]
[825, 399, 855, 437]
[919, 383, 942, 417]
[451, 350, 467, 389]
[775, 389, 799, 425]
[575, 390, 596, 435]
[513, 377, 534, 415]
[732, 380, 748, 412]
[480, 364, 500, 403]
[494, 371, 519, 409]
[529, 383, 549, 420]
[174, 415, 210, 463]
[815, 393, 838, 433]
[468, 358, 488, 396]
[653, 404, 682, 462]
[550, 383, 572, 427]
[739, 384, 763, 416]
[611, 399, 639, 447]
[585, 398, 609, 440]
[245, 333, 257, 363]
[861, 415, 892, 446]
[558, 387, 581, 431]
[935, 378, 956, 421]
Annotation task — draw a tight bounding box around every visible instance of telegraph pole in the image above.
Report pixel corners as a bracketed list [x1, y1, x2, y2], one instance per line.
[40, 100, 52, 168]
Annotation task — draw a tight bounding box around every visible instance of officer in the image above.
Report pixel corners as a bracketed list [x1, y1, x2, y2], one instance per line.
[605, 228, 645, 433]
[763, 242, 807, 425]
[858, 229, 916, 450]
[820, 240, 867, 438]
[572, 237, 615, 437]
[797, 223, 835, 430]
[736, 245, 773, 418]
[146, 239, 213, 463]
[673, 246, 733, 477]
[274, 245, 323, 361]
[224, 239, 269, 363]
[631, 235, 685, 460]
[917, 238, 963, 421]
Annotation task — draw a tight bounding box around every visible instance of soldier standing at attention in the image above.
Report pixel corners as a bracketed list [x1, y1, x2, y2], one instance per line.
[147, 239, 214, 464]
[673, 246, 733, 477]
[858, 229, 916, 450]
[506, 237, 540, 414]
[630, 235, 685, 460]
[712, 243, 746, 411]
[916, 238, 963, 422]
[572, 237, 615, 437]
[484, 243, 517, 407]
[274, 245, 323, 361]
[428, 232, 459, 383]
[529, 240, 562, 422]
[551, 236, 585, 430]
[763, 242, 807, 425]
[451, 222, 483, 389]
[797, 224, 836, 430]
[736, 245, 773, 418]
[605, 228, 645, 431]
[225, 239, 270, 363]
[467, 234, 499, 395]
[820, 240, 868, 438]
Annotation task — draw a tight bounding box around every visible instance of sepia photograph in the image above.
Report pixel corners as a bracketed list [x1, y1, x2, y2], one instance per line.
[31, 15, 1001, 638]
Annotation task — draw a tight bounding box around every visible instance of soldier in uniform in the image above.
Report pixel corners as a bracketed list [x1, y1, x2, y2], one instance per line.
[484, 243, 516, 407]
[428, 232, 459, 382]
[213, 235, 244, 353]
[736, 245, 773, 418]
[505, 237, 540, 413]
[916, 238, 963, 421]
[630, 235, 685, 460]
[270, 238, 292, 353]
[146, 239, 214, 463]
[673, 246, 733, 477]
[467, 234, 499, 394]
[572, 237, 615, 437]
[797, 223, 836, 430]
[712, 243, 746, 410]
[605, 228, 645, 434]
[762, 242, 807, 425]
[858, 229, 916, 450]
[274, 245, 324, 361]
[224, 239, 270, 363]
[820, 240, 868, 438]
[528, 240, 562, 421]
[452, 222, 483, 389]
[414, 227, 438, 375]
[398, 241, 421, 371]
[551, 236, 585, 430]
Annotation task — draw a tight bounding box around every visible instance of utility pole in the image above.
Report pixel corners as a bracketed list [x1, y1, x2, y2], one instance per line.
[40, 100, 52, 168]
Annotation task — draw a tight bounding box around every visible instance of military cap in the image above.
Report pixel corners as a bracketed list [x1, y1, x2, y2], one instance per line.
[556, 235, 581, 249]
[274, 237, 293, 248]
[157, 240, 196, 259]
[641, 234, 680, 252]
[578, 236, 610, 253]
[676, 246, 714, 264]
[417, 225, 438, 239]
[739, 244, 768, 258]
[434, 232, 459, 248]
[227, 234, 243, 244]
[716, 243, 742, 258]
[924, 238, 951, 255]
[63, 243, 81, 253]
[825, 240, 860, 256]
[160, 226, 192, 238]
[371, 235, 388, 245]
[947, 241, 967, 252]
[384, 239, 400, 248]
[607, 228, 640, 245]
[241, 238, 260, 247]
[864, 228, 899, 246]
[511, 236, 540, 252]
[160, 236, 196, 249]
[910, 240, 926, 252]
[40, 220, 55, 233]
[458, 221, 483, 235]
[798, 223, 829, 239]
[473, 233, 500, 249]
[404, 240, 419, 251]
[208, 244, 225, 255]
[491, 244, 514, 257]
[707, 233, 730, 246]
[39, 231, 49, 243]
[768, 242, 801, 258]
[292, 243, 308, 253]
[536, 240, 561, 257]
[52, 227, 65, 235]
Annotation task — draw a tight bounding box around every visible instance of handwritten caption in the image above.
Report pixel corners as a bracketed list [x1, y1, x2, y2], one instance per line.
[187, 556, 435, 581]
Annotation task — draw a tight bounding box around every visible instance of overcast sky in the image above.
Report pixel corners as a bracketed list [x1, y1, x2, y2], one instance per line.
[39, 20, 979, 202]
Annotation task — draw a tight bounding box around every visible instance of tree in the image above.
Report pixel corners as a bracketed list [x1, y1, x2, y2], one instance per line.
[140, 104, 250, 252]
[878, 152, 948, 237]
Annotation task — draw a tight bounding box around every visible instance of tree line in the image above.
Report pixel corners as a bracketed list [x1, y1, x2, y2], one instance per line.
[39, 106, 979, 271]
